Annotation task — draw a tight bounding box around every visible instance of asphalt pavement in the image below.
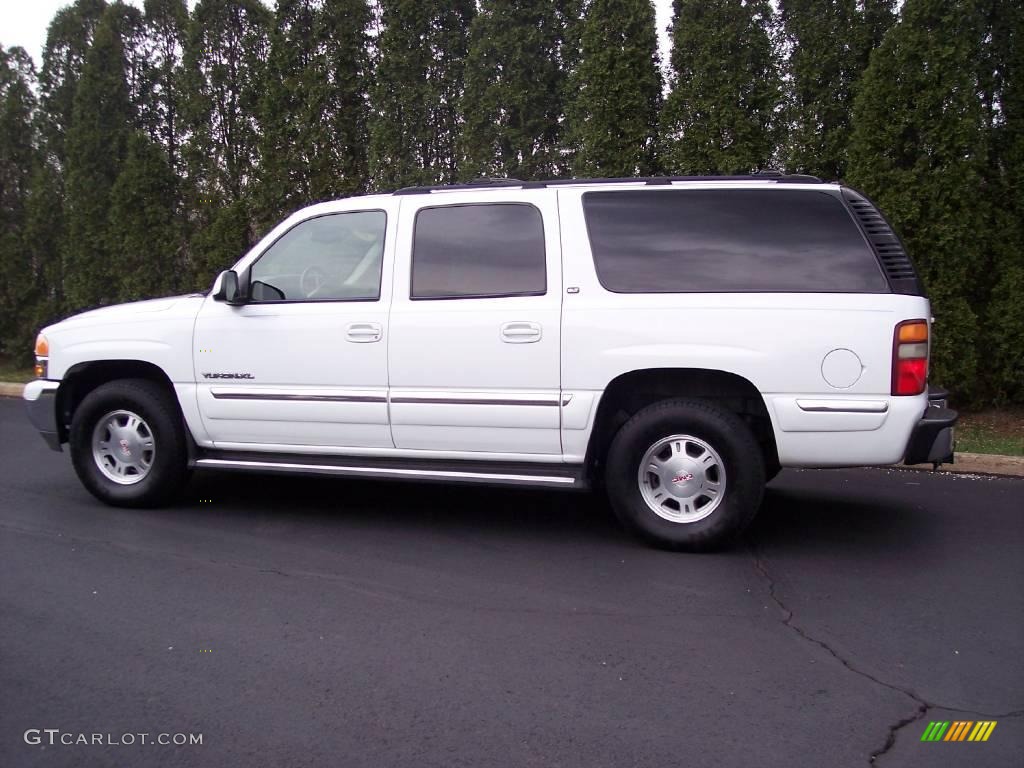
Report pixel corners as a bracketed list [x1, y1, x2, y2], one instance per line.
[0, 397, 1021, 768]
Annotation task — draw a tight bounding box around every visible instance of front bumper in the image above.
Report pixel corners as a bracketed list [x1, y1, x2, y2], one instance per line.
[904, 390, 957, 466]
[23, 380, 62, 452]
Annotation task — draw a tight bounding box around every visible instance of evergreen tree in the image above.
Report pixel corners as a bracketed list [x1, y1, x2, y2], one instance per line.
[62, 5, 135, 310]
[0, 46, 40, 358]
[369, 0, 474, 189]
[983, 0, 1024, 402]
[182, 0, 271, 283]
[258, 0, 372, 227]
[107, 132, 180, 301]
[140, 0, 188, 174]
[848, 0, 989, 397]
[22, 160, 66, 350]
[459, 1, 570, 180]
[780, 0, 895, 179]
[38, 0, 108, 164]
[660, 0, 782, 174]
[565, 0, 661, 177]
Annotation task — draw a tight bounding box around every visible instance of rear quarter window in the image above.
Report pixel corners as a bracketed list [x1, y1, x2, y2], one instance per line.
[582, 189, 889, 293]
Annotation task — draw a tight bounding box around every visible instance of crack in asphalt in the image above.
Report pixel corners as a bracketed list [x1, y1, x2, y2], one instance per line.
[747, 542, 1023, 765]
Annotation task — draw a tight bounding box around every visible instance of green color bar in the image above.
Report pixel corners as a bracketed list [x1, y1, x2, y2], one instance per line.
[921, 722, 937, 741]
[932, 722, 950, 741]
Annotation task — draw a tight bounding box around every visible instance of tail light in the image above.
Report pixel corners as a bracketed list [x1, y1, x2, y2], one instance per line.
[892, 319, 928, 395]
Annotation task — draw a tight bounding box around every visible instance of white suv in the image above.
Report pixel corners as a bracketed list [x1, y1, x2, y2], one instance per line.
[24, 175, 957, 549]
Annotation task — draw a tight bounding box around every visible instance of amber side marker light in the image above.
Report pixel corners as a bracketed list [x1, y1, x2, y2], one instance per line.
[34, 334, 49, 379]
[892, 320, 929, 396]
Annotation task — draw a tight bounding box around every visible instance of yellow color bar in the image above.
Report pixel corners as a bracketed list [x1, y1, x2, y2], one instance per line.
[968, 722, 986, 741]
[980, 721, 997, 742]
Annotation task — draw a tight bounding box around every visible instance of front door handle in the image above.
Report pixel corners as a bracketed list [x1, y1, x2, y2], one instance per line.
[346, 322, 382, 343]
[500, 321, 542, 344]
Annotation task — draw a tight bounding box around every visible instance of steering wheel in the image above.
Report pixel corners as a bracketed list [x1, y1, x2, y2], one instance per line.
[300, 266, 328, 298]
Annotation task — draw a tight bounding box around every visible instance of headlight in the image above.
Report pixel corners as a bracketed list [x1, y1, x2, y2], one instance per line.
[34, 334, 48, 378]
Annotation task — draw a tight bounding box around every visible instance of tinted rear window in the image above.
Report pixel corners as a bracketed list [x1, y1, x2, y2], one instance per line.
[412, 203, 546, 299]
[583, 189, 888, 293]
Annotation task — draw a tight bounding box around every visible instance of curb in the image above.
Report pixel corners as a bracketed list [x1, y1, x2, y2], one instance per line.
[902, 452, 1024, 478]
[0, 382, 25, 398]
[1, 379, 1022, 477]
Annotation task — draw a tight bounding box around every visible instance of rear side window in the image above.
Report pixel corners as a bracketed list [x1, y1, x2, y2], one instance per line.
[583, 189, 889, 293]
[412, 203, 546, 299]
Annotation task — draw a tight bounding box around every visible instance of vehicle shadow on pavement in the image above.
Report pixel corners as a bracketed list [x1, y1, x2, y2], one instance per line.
[182, 468, 924, 555]
[183, 469, 628, 546]
[750, 472, 925, 557]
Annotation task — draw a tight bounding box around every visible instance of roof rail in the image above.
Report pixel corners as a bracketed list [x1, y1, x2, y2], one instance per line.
[391, 173, 823, 195]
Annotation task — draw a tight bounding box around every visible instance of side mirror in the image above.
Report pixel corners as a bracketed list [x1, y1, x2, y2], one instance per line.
[212, 270, 244, 305]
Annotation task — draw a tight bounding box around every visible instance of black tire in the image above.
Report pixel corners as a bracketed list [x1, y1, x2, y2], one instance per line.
[605, 399, 765, 551]
[69, 379, 188, 507]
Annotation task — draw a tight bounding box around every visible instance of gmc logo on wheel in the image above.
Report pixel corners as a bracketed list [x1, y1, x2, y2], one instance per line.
[672, 473, 694, 484]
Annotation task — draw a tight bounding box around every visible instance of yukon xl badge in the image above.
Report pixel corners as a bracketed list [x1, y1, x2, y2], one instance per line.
[202, 372, 255, 379]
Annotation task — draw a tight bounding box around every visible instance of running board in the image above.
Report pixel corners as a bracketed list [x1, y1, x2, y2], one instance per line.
[192, 450, 586, 490]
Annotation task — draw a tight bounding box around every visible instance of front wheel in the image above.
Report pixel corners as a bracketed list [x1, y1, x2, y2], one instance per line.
[605, 399, 765, 551]
[69, 379, 188, 507]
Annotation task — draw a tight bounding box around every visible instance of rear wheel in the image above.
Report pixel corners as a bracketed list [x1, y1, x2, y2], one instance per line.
[605, 399, 765, 550]
[70, 379, 188, 507]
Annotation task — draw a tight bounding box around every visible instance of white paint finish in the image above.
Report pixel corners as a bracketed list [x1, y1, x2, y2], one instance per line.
[387, 190, 563, 454]
[795, 399, 888, 413]
[821, 348, 864, 388]
[173, 383, 210, 446]
[561, 391, 598, 431]
[209, 441, 569, 463]
[775, 394, 926, 466]
[195, 458, 577, 486]
[192, 196, 401, 449]
[772, 397, 888, 433]
[22, 379, 59, 401]
[36, 181, 935, 476]
[42, 295, 204, 382]
[554, 185, 931, 462]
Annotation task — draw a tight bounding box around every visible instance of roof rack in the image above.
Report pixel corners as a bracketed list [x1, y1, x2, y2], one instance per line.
[391, 172, 824, 195]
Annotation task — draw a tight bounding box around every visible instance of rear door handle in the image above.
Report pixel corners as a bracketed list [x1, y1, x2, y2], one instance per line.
[346, 322, 382, 343]
[500, 321, 542, 344]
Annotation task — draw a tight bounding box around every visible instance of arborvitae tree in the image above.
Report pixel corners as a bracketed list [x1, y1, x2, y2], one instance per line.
[107, 132, 180, 301]
[781, 0, 895, 179]
[0, 46, 40, 359]
[105, 1, 148, 113]
[183, 0, 271, 283]
[848, 0, 988, 397]
[38, 0, 107, 164]
[983, 0, 1024, 402]
[660, 0, 782, 174]
[140, 0, 188, 175]
[565, 0, 661, 177]
[259, 0, 372, 228]
[22, 160, 66, 351]
[369, 0, 474, 190]
[62, 6, 135, 310]
[459, 1, 569, 180]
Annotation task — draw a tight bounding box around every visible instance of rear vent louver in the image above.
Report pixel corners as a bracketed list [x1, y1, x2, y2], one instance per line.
[842, 188, 923, 294]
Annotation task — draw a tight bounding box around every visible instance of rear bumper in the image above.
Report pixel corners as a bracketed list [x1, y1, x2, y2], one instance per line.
[904, 392, 957, 466]
[23, 380, 62, 452]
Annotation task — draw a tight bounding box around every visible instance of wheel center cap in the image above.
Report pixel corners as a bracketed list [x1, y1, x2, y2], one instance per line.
[119, 438, 132, 457]
[663, 459, 704, 498]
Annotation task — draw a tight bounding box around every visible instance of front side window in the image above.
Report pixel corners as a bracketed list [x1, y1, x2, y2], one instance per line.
[583, 189, 889, 293]
[411, 203, 546, 299]
[249, 211, 387, 302]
